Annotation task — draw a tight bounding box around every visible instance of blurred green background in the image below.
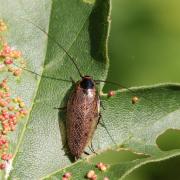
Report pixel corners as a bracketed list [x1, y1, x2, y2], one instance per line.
[107, 0, 180, 179]
[108, 0, 180, 87]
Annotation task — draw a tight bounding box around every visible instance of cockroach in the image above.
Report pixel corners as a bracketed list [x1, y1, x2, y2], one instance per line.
[66, 76, 101, 158]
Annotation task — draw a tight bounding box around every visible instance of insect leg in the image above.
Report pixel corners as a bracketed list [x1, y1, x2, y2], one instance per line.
[98, 113, 117, 146]
[83, 151, 90, 156]
[100, 101, 105, 110]
[88, 142, 98, 155]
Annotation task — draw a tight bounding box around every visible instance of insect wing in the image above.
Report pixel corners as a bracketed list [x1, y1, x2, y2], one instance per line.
[67, 83, 100, 158]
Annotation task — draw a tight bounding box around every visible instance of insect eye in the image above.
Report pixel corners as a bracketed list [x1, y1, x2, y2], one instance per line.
[80, 78, 94, 89]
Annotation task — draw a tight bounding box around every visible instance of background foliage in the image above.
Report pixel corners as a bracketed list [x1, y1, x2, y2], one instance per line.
[108, 0, 180, 179]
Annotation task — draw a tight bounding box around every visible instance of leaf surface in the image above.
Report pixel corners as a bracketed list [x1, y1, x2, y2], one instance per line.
[0, 0, 110, 179]
[43, 84, 180, 179]
[0, 0, 180, 180]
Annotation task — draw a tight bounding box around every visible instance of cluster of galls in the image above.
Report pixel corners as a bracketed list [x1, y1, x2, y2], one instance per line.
[0, 135, 9, 170]
[62, 162, 109, 180]
[86, 162, 109, 180]
[0, 19, 24, 74]
[62, 172, 72, 180]
[0, 19, 28, 172]
[0, 38, 26, 77]
[0, 79, 28, 169]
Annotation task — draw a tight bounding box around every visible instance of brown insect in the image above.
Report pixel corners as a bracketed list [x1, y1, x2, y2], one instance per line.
[67, 76, 100, 158]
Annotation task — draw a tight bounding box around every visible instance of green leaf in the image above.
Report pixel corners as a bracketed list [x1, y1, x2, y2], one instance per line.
[42, 84, 180, 180]
[0, 0, 180, 180]
[0, 0, 110, 179]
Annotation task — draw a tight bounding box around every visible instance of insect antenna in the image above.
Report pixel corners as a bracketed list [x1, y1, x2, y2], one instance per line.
[95, 79, 167, 112]
[20, 17, 83, 78]
[95, 80, 135, 93]
[13, 63, 72, 82]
